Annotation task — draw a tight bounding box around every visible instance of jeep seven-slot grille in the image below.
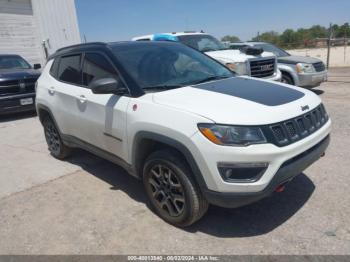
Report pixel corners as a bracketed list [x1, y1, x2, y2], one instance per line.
[263, 104, 329, 147]
[0, 78, 37, 96]
[249, 58, 275, 78]
[313, 62, 326, 72]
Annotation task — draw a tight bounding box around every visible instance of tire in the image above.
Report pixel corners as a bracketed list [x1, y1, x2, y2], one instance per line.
[43, 116, 71, 159]
[143, 149, 209, 227]
[281, 73, 294, 85]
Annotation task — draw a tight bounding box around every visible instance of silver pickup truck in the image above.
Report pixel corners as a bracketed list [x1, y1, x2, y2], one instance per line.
[229, 42, 327, 88]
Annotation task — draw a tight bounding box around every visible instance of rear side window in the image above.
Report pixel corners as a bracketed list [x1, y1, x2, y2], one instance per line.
[82, 53, 119, 86]
[58, 55, 81, 85]
[49, 58, 60, 78]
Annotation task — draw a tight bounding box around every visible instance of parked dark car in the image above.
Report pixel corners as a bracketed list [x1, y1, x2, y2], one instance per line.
[0, 55, 41, 115]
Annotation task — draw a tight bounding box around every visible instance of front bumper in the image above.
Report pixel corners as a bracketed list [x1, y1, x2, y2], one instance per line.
[262, 69, 282, 82]
[190, 118, 331, 193]
[0, 93, 36, 115]
[298, 71, 327, 88]
[203, 135, 330, 208]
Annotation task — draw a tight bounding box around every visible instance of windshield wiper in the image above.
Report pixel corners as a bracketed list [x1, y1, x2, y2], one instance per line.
[142, 85, 182, 91]
[190, 75, 230, 85]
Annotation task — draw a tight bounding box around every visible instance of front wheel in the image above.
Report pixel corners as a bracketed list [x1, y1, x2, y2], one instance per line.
[143, 149, 208, 227]
[281, 73, 294, 85]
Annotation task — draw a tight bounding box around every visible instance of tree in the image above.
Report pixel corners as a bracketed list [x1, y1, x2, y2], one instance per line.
[221, 35, 240, 42]
[249, 22, 349, 49]
[335, 23, 350, 37]
[308, 25, 328, 38]
[251, 31, 280, 45]
[280, 29, 299, 48]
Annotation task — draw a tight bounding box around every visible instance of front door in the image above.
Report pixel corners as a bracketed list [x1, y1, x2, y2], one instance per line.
[75, 52, 130, 161]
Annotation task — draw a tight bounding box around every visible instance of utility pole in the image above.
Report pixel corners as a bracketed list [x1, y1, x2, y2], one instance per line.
[326, 23, 332, 69]
[344, 31, 347, 63]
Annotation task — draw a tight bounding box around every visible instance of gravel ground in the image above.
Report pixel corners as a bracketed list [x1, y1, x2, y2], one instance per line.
[0, 68, 349, 255]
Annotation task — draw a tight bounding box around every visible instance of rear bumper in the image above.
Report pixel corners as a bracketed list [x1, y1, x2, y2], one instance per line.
[0, 93, 36, 115]
[203, 135, 330, 208]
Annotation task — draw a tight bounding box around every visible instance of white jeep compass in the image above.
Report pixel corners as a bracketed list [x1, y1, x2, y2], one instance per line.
[36, 41, 331, 227]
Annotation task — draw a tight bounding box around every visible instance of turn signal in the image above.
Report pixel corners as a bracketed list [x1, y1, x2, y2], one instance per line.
[198, 127, 223, 145]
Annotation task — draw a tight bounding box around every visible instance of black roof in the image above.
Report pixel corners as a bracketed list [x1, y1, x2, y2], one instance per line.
[48, 42, 107, 60]
[0, 54, 25, 57]
[49, 41, 182, 60]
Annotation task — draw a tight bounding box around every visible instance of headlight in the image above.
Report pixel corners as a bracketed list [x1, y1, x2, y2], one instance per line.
[296, 63, 315, 74]
[226, 62, 247, 75]
[198, 124, 266, 146]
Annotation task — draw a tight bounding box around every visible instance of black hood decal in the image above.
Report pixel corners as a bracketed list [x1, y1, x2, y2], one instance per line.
[194, 77, 305, 106]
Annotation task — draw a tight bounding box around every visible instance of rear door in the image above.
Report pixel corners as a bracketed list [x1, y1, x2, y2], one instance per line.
[49, 54, 83, 136]
[76, 52, 130, 161]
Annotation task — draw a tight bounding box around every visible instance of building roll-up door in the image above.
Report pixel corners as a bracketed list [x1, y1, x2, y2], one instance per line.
[0, 0, 42, 65]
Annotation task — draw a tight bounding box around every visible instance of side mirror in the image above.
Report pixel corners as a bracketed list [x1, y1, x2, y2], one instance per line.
[33, 63, 41, 70]
[89, 78, 128, 95]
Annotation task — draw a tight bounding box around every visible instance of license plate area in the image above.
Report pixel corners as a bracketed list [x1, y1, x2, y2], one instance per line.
[20, 98, 33, 105]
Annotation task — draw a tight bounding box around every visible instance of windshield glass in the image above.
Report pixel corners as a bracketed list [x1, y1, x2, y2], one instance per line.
[0, 56, 31, 69]
[112, 42, 234, 91]
[254, 43, 290, 57]
[177, 34, 227, 52]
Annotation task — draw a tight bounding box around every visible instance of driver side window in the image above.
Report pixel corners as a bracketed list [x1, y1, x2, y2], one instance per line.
[82, 53, 119, 87]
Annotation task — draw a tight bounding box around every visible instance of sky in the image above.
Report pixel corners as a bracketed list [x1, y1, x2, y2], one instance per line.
[75, 0, 350, 42]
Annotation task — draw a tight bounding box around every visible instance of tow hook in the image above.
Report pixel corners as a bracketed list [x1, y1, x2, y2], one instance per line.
[275, 181, 291, 193]
[275, 184, 285, 193]
[321, 152, 326, 157]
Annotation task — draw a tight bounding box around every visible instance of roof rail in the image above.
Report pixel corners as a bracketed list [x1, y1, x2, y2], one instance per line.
[55, 42, 107, 53]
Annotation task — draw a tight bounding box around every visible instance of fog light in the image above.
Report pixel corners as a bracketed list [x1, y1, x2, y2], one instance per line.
[218, 163, 268, 183]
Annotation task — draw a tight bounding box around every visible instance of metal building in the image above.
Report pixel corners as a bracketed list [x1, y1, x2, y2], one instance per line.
[0, 0, 81, 66]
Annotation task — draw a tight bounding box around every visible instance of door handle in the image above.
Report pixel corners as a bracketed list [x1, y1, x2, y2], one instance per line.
[48, 86, 55, 95]
[77, 95, 87, 103]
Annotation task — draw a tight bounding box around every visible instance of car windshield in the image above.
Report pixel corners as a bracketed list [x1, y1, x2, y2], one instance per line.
[111, 42, 234, 91]
[177, 34, 228, 52]
[0, 56, 31, 69]
[254, 43, 290, 57]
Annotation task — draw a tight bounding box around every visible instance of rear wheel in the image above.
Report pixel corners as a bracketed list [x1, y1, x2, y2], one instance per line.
[143, 149, 208, 227]
[43, 117, 71, 159]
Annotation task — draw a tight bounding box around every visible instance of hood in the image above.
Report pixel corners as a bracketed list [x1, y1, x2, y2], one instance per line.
[152, 77, 321, 125]
[205, 49, 275, 63]
[278, 55, 322, 65]
[0, 69, 41, 81]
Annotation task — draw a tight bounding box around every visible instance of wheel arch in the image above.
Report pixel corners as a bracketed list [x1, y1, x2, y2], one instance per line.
[278, 65, 299, 86]
[131, 131, 208, 192]
[36, 104, 63, 134]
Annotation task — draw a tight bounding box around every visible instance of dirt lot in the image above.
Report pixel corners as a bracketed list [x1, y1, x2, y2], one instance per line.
[0, 68, 349, 255]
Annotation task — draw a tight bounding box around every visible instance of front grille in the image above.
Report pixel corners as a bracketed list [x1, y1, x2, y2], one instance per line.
[249, 58, 275, 78]
[313, 62, 326, 72]
[0, 78, 37, 96]
[264, 104, 329, 147]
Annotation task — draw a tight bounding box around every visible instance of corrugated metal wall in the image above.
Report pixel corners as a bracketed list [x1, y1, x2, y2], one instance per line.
[0, 0, 81, 66]
[32, 0, 81, 59]
[0, 0, 42, 65]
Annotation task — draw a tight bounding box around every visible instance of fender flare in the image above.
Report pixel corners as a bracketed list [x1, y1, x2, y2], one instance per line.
[36, 103, 66, 137]
[36, 103, 57, 125]
[278, 64, 299, 86]
[131, 131, 208, 191]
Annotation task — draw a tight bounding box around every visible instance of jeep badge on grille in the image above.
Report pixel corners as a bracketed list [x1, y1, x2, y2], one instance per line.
[301, 105, 310, 111]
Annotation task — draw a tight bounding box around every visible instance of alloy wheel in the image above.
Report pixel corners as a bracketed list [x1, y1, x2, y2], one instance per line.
[45, 121, 61, 154]
[147, 164, 185, 217]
